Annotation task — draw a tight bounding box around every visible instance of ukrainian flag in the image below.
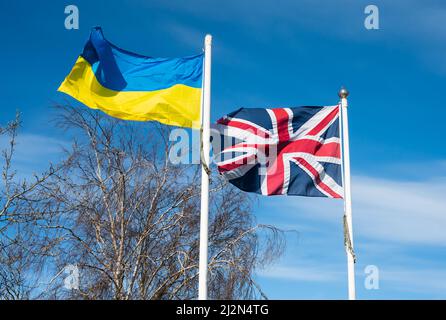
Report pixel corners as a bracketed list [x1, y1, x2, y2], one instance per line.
[58, 27, 203, 128]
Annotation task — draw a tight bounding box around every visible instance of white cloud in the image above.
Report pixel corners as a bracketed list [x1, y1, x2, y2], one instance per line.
[0, 133, 68, 177]
[161, 20, 255, 68]
[10, 134, 67, 160]
[163, 21, 205, 49]
[353, 176, 446, 245]
[258, 264, 342, 283]
[382, 268, 446, 295]
[257, 169, 446, 297]
[264, 173, 446, 246]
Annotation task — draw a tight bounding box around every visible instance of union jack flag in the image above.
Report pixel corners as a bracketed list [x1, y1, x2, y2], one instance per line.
[212, 106, 344, 198]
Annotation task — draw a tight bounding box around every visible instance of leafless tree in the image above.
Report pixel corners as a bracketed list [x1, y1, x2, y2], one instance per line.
[0, 106, 285, 300]
[0, 113, 62, 299]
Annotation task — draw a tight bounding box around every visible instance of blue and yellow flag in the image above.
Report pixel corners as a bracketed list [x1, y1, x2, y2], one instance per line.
[58, 27, 203, 128]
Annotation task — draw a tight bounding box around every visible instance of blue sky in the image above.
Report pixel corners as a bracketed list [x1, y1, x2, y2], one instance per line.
[1, 0, 446, 299]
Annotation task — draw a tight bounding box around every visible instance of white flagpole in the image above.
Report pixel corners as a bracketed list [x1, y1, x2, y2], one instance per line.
[198, 34, 212, 300]
[339, 87, 356, 300]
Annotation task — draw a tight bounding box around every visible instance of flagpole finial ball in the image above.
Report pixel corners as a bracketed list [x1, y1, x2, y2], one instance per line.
[205, 34, 212, 46]
[338, 87, 349, 99]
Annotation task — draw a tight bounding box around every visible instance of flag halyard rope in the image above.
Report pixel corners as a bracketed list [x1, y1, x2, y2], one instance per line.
[343, 214, 356, 263]
[200, 126, 211, 176]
